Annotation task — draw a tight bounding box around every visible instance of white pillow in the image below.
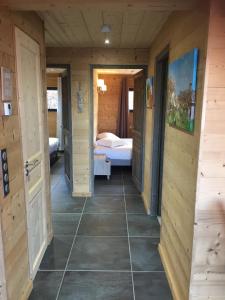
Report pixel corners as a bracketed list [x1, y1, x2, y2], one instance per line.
[96, 138, 125, 148]
[97, 132, 119, 140]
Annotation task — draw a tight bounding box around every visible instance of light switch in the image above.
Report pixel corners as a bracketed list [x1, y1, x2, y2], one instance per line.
[0, 149, 10, 197]
[3, 102, 12, 116]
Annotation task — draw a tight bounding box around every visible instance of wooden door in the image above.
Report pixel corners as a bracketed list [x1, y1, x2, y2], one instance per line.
[132, 70, 146, 192]
[15, 28, 47, 279]
[61, 72, 72, 184]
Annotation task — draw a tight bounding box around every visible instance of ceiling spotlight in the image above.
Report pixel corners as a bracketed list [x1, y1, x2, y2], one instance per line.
[101, 24, 111, 33]
[105, 39, 110, 45]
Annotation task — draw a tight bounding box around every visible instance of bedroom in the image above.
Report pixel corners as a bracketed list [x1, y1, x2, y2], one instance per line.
[93, 67, 146, 194]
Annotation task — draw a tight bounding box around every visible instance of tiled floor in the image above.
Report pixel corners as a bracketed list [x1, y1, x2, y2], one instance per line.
[29, 156, 172, 300]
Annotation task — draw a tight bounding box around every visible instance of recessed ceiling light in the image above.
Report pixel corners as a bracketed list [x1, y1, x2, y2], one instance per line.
[105, 39, 110, 45]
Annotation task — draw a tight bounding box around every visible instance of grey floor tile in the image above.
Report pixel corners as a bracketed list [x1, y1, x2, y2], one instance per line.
[111, 167, 123, 175]
[125, 196, 146, 214]
[58, 271, 133, 300]
[67, 237, 130, 270]
[29, 271, 63, 300]
[130, 238, 164, 271]
[50, 160, 64, 175]
[32, 162, 168, 300]
[133, 272, 172, 300]
[51, 197, 85, 213]
[40, 235, 73, 270]
[51, 193, 70, 201]
[124, 184, 140, 195]
[84, 196, 125, 213]
[52, 213, 81, 235]
[53, 181, 71, 194]
[123, 176, 134, 184]
[94, 184, 124, 195]
[95, 172, 123, 184]
[78, 213, 127, 236]
[128, 214, 160, 237]
[51, 175, 62, 190]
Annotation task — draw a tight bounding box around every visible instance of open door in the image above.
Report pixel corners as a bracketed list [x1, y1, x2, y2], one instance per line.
[151, 49, 169, 216]
[15, 28, 47, 278]
[61, 70, 73, 186]
[132, 70, 146, 192]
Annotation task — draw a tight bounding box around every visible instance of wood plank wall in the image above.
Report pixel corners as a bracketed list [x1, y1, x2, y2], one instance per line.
[142, 8, 210, 300]
[46, 73, 58, 88]
[47, 74, 59, 138]
[46, 48, 149, 196]
[190, 0, 225, 298]
[0, 10, 51, 300]
[97, 74, 134, 137]
[48, 111, 57, 137]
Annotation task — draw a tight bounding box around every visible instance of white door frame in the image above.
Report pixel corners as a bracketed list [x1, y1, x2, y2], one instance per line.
[15, 27, 48, 279]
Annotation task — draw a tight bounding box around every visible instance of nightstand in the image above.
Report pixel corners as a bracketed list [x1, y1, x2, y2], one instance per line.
[94, 154, 111, 180]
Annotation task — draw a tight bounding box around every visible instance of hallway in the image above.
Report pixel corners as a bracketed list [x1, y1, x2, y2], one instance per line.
[29, 157, 172, 299]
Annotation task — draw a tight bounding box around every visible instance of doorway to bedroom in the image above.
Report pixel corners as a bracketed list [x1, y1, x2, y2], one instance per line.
[91, 65, 147, 196]
[46, 65, 74, 213]
[46, 65, 73, 185]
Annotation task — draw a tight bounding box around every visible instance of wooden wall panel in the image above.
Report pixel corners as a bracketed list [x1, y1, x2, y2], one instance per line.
[48, 111, 57, 137]
[46, 48, 149, 196]
[142, 8, 209, 300]
[46, 73, 58, 88]
[0, 10, 51, 300]
[97, 74, 134, 137]
[190, 1, 225, 299]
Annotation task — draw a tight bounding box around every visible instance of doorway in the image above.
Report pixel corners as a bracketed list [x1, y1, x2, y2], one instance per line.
[151, 48, 169, 217]
[90, 65, 147, 195]
[46, 65, 73, 188]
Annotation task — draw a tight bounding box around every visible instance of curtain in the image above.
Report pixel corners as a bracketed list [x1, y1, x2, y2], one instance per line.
[117, 77, 128, 138]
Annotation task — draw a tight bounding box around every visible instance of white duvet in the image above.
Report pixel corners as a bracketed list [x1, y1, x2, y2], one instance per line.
[94, 138, 133, 160]
[49, 137, 59, 154]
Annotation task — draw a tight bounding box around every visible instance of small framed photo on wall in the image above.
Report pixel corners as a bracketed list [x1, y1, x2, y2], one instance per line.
[146, 76, 154, 109]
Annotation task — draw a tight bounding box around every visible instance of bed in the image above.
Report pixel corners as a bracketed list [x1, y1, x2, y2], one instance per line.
[94, 138, 133, 166]
[49, 137, 59, 164]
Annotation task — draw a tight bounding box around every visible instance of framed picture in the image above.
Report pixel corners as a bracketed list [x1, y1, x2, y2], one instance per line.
[146, 76, 154, 109]
[0, 67, 13, 101]
[167, 48, 198, 133]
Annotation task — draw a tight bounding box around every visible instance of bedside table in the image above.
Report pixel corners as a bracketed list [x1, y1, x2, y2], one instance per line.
[94, 154, 111, 180]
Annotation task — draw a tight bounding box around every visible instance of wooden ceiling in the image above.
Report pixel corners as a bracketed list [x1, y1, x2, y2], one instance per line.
[1, 0, 197, 48]
[38, 10, 171, 48]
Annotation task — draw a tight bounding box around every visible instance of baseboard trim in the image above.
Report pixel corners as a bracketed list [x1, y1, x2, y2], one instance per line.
[20, 279, 33, 300]
[48, 229, 54, 245]
[141, 193, 151, 215]
[143, 201, 151, 215]
[159, 243, 184, 300]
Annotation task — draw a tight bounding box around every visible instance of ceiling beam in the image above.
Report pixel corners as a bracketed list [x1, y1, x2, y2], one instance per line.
[1, 0, 197, 11]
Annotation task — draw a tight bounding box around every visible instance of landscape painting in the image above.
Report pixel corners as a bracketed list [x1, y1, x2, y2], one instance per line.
[167, 48, 198, 133]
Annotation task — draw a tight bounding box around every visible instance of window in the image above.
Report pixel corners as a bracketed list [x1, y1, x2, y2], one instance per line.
[128, 89, 134, 111]
[47, 89, 58, 111]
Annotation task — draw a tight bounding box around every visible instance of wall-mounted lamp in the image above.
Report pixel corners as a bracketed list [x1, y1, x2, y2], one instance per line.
[97, 79, 107, 94]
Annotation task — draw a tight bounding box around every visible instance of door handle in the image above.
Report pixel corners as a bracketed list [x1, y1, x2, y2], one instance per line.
[25, 159, 39, 176]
